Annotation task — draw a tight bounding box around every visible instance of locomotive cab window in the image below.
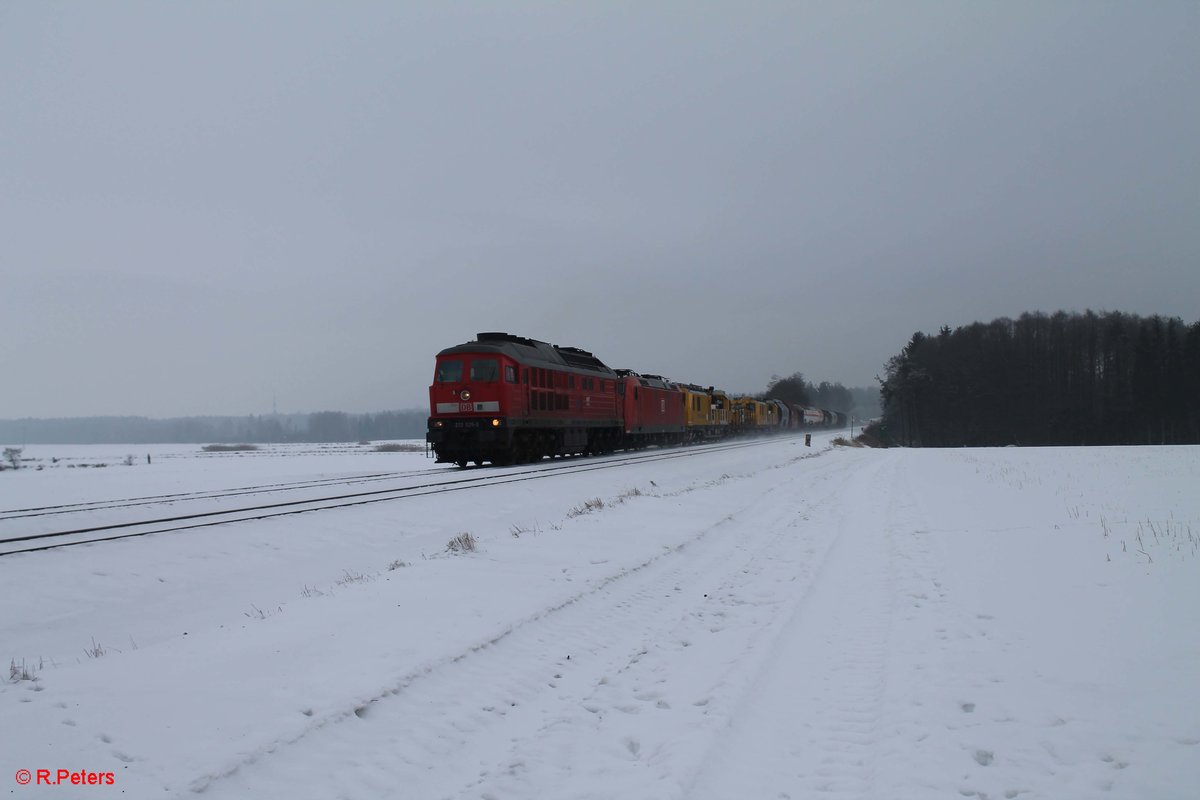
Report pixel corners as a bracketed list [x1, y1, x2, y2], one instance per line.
[436, 361, 463, 383]
[470, 359, 500, 382]
[505, 365, 518, 383]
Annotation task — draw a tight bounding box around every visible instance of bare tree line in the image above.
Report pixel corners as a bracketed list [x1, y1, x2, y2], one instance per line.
[760, 373, 880, 421]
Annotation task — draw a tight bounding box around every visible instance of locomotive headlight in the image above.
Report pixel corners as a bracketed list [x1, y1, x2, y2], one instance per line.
[460, 390, 472, 401]
[491, 418, 501, 427]
[434, 420, 444, 428]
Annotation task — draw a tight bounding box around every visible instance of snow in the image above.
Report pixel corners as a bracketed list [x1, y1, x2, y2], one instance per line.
[2, 437, 1198, 799]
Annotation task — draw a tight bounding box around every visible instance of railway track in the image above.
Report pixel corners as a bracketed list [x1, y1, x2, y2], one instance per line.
[0, 437, 794, 558]
[0, 467, 451, 520]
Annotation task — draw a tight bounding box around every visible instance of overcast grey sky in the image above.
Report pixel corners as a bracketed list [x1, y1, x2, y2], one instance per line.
[2, 1, 1197, 418]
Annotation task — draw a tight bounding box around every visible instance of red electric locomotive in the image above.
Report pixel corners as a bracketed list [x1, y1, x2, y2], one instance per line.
[614, 370, 687, 448]
[426, 332, 622, 466]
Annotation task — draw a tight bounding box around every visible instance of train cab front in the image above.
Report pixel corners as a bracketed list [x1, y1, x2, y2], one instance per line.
[426, 351, 517, 466]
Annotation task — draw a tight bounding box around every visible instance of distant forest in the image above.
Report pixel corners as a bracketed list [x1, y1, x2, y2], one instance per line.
[0, 410, 429, 446]
[879, 311, 1200, 447]
[760, 375, 879, 421]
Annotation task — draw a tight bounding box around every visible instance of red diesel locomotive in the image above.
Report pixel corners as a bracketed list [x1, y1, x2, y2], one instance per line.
[427, 332, 614, 466]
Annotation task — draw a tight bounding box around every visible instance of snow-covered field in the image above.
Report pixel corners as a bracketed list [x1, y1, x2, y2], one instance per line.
[2, 436, 1198, 799]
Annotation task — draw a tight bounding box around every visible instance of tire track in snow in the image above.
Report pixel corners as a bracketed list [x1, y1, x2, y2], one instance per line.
[187, 451, 868, 799]
[464, 459, 871, 799]
[684, 453, 897, 800]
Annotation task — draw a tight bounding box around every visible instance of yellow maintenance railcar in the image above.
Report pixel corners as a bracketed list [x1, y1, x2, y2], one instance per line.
[731, 397, 782, 431]
[681, 384, 730, 441]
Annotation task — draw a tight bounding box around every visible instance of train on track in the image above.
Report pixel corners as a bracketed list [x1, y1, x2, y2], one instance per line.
[426, 332, 847, 467]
